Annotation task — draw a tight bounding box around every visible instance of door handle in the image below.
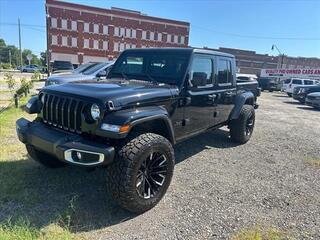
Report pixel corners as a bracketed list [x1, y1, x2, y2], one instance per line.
[207, 94, 217, 101]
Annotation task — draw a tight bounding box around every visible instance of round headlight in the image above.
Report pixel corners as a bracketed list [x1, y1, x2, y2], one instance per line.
[40, 94, 45, 104]
[90, 104, 100, 120]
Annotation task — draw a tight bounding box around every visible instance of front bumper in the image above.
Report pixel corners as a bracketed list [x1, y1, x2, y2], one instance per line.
[292, 93, 305, 101]
[306, 99, 320, 109]
[16, 118, 115, 167]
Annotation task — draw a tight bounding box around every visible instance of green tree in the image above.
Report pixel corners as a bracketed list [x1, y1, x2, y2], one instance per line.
[40, 51, 47, 66]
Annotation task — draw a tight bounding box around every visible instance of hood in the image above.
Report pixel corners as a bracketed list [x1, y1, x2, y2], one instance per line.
[308, 92, 320, 97]
[42, 80, 179, 109]
[47, 74, 95, 83]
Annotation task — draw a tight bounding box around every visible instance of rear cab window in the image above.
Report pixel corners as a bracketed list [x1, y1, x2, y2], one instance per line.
[217, 58, 233, 86]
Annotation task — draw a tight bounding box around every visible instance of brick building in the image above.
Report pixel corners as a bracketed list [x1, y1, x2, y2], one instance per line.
[45, 0, 190, 65]
[206, 47, 320, 75]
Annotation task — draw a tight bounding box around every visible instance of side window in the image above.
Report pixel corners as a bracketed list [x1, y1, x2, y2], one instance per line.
[304, 80, 313, 85]
[217, 59, 233, 85]
[292, 80, 302, 84]
[190, 56, 213, 88]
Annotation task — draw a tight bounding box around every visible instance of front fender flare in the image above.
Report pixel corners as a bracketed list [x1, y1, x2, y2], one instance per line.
[96, 106, 175, 143]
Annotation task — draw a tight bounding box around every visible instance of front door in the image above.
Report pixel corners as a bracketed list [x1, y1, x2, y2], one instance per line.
[182, 54, 216, 135]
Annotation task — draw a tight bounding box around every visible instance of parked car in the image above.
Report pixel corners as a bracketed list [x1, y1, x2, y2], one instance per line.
[45, 61, 114, 86]
[52, 60, 74, 74]
[292, 84, 320, 103]
[281, 79, 291, 92]
[305, 92, 320, 109]
[257, 77, 278, 92]
[17, 48, 259, 213]
[22, 65, 39, 73]
[285, 78, 318, 97]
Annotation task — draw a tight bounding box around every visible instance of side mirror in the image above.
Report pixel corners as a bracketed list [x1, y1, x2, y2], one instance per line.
[191, 72, 207, 87]
[97, 70, 107, 78]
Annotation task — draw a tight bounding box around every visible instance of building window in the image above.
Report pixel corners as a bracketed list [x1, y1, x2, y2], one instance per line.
[174, 35, 178, 43]
[120, 27, 125, 37]
[51, 18, 57, 28]
[141, 45, 146, 48]
[167, 34, 171, 42]
[114, 27, 119, 36]
[71, 37, 77, 47]
[84, 39, 89, 48]
[142, 31, 147, 40]
[71, 21, 77, 31]
[125, 43, 130, 49]
[84, 23, 89, 32]
[103, 25, 108, 35]
[103, 41, 108, 50]
[93, 40, 99, 49]
[180, 36, 185, 44]
[132, 29, 136, 38]
[114, 42, 119, 52]
[94, 24, 99, 34]
[120, 43, 125, 51]
[158, 33, 162, 41]
[126, 28, 131, 38]
[131, 44, 136, 48]
[61, 19, 67, 29]
[62, 36, 68, 46]
[51, 35, 57, 45]
[150, 32, 154, 41]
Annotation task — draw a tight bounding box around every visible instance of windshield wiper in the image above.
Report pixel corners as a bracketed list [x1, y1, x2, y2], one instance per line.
[145, 72, 158, 85]
[121, 71, 129, 80]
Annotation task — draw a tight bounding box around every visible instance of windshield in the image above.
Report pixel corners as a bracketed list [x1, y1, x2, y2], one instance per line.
[73, 63, 99, 74]
[110, 51, 190, 85]
[82, 62, 109, 75]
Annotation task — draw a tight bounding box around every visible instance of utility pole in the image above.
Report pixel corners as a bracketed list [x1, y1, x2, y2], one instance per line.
[271, 44, 284, 69]
[46, 7, 51, 76]
[18, 18, 23, 72]
[9, 49, 11, 66]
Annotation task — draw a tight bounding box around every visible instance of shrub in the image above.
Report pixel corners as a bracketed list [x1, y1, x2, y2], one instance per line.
[5, 73, 15, 95]
[0, 63, 12, 69]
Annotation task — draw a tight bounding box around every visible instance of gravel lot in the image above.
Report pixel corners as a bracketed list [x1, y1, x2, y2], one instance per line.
[85, 92, 320, 239]
[1, 92, 319, 239]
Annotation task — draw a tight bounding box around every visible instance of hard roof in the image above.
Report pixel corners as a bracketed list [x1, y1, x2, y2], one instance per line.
[123, 47, 235, 58]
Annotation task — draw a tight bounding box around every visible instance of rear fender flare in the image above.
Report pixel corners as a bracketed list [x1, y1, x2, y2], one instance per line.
[229, 92, 255, 120]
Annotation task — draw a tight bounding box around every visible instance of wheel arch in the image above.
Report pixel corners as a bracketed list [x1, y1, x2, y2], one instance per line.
[229, 91, 255, 120]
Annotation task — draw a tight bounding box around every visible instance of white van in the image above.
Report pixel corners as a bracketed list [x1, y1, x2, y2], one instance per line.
[286, 78, 319, 97]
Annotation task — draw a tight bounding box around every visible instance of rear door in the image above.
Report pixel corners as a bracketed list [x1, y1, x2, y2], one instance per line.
[212, 56, 237, 125]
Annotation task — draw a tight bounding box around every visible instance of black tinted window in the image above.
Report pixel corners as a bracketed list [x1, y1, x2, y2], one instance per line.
[190, 56, 213, 86]
[304, 80, 313, 85]
[292, 80, 302, 84]
[218, 59, 232, 84]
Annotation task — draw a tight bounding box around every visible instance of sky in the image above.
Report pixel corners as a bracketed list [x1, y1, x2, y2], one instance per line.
[0, 0, 319, 58]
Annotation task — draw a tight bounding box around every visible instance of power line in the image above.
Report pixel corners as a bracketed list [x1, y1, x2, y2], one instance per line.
[0, 22, 45, 28]
[192, 24, 320, 41]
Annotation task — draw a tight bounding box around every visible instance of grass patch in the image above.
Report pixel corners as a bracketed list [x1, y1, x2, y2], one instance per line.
[304, 158, 320, 167]
[231, 226, 294, 240]
[0, 219, 82, 240]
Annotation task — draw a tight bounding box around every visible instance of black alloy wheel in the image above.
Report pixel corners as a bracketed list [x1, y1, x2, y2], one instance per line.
[136, 152, 168, 199]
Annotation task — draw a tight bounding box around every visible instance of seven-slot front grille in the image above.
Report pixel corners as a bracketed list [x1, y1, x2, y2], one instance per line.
[41, 93, 85, 133]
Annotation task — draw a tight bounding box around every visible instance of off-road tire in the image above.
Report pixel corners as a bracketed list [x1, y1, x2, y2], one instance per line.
[106, 133, 175, 213]
[287, 93, 292, 97]
[26, 145, 67, 168]
[229, 105, 255, 144]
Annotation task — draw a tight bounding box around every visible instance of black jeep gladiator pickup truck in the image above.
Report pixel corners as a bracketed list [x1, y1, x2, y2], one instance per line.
[16, 48, 259, 213]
